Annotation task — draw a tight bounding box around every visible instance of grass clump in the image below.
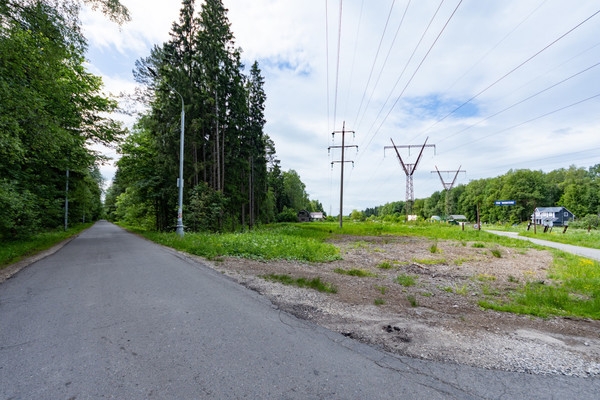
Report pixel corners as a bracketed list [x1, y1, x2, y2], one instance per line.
[490, 249, 502, 258]
[334, 268, 377, 277]
[472, 243, 485, 248]
[377, 260, 394, 270]
[406, 294, 418, 307]
[412, 257, 446, 265]
[429, 241, 440, 254]
[396, 274, 417, 287]
[375, 285, 387, 294]
[262, 274, 337, 294]
[374, 298, 386, 306]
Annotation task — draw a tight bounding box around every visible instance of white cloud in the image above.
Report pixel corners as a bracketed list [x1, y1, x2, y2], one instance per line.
[83, 0, 600, 214]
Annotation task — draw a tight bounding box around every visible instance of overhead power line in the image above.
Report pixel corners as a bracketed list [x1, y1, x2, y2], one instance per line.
[444, 92, 600, 153]
[352, 0, 397, 129]
[438, 60, 600, 145]
[360, 0, 462, 158]
[418, 7, 600, 136]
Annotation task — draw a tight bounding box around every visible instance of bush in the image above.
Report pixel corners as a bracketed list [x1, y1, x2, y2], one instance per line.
[276, 206, 298, 223]
[0, 180, 40, 240]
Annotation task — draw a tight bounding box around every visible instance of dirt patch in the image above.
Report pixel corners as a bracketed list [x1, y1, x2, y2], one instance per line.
[203, 235, 600, 376]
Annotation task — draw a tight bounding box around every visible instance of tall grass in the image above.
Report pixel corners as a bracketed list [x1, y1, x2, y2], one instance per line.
[0, 223, 93, 269]
[142, 225, 340, 262]
[520, 228, 600, 250]
[480, 250, 600, 319]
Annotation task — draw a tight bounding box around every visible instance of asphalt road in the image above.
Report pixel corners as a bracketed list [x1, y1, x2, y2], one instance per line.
[1, 221, 598, 399]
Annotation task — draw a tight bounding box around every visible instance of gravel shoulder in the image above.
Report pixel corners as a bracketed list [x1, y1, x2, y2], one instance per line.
[201, 235, 600, 377]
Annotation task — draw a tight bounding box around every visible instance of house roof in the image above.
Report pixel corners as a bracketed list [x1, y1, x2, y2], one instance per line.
[449, 215, 468, 220]
[535, 207, 574, 214]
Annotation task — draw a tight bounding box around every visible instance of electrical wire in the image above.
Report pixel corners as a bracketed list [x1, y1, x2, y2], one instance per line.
[443, 92, 600, 153]
[361, 0, 462, 159]
[416, 7, 600, 137]
[332, 0, 344, 131]
[437, 61, 600, 145]
[351, 0, 397, 129]
[342, 0, 365, 121]
[355, 0, 413, 132]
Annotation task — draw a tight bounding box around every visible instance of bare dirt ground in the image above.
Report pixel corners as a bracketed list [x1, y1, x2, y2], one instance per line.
[203, 235, 600, 377]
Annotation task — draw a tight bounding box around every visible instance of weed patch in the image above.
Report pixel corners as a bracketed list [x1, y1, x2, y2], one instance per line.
[334, 268, 376, 277]
[396, 274, 417, 287]
[262, 274, 338, 294]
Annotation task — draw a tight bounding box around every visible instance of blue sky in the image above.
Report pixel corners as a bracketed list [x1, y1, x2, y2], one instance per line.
[83, 0, 600, 215]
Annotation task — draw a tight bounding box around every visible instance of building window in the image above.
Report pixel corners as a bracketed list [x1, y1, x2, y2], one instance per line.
[564, 211, 569, 217]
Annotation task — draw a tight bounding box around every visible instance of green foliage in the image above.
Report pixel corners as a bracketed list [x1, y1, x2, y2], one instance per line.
[276, 206, 299, 223]
[396, 274, 417, 287]
[0, 180, 40, 240]
[366, 164, 600, 228]
[406, 295, 418, 307]
[480, 252, 600, 319]
[429, 240, 440, 253]
[139, 225, 341, 262]
[377, 260, 394, 270]
[374, 298, 386, 306]
[187, 182, 227, 232]
[261, 274, 337, 294]
[0, 2, 123, 237]
[333, 268, 377, 277]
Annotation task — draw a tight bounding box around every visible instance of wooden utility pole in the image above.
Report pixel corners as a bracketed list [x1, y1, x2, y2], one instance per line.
[384, 137, 435, 216]
[328, 121, 357, 228]
[431, 166, 466, 216]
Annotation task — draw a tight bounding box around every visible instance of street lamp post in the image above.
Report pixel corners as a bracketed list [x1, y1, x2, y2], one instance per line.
[148, 67, 185, 236]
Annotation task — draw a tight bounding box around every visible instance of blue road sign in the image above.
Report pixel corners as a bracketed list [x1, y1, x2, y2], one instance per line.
[494, 200, 516, 206]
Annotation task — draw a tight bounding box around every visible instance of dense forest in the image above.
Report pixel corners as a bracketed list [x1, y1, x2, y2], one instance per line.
[103, 0, 323, 232]
[0, 0, 127, 240]
[362, 165, 600, 228]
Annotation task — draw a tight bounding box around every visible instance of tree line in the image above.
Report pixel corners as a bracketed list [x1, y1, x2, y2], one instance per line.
[0, 0, 127, 240]
[104, 0, 324, 232]
[360, 165, 600, 227]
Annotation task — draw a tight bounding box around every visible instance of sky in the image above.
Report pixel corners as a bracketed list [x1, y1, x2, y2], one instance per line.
[82, 0, 600, 216]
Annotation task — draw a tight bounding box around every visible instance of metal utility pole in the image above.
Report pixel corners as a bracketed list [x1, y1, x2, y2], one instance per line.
[64, 168, 69, 231]
[431, 166, 466, 216]
[328, 121, 357, 228]
[384, 137, 435, 216]
[148, 67, 185, 236]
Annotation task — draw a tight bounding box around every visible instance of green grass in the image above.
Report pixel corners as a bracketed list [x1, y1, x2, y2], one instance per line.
[374, 298, 386, 306]
[377, 260, 394, 269]
[520, 228, 600, 250]
[429, 241, 440, 254]
[140, 225, 341, 262]
[396, 274, 417, 287]
[480, 251, 600, 319]
[334, 268, 377, 277]
[406, 294, 418, 307]
[412, 257, 446, 265]
[0, 223, 92, 269]
[262, 274, 338, 294]
[490, 249, 502, 258]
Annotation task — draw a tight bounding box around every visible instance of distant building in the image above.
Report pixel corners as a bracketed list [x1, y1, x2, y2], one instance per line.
[531, 207, 574, 227]
[309, 212, 324, 221]
[446, 215, 468, 225]
[297, 210, 311, 222]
